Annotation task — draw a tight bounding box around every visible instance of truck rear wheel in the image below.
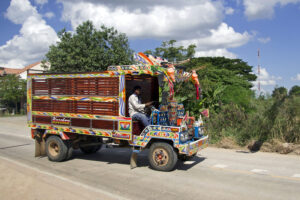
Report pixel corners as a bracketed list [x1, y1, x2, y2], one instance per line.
[46, 135, 68, 162]
[148, 142, 178, 171]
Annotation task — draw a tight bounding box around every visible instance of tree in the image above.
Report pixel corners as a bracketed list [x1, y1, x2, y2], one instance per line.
[272, 87, 288, 99]
[44, 21, 133, 72]
[145, 40, 196, 62]
[187, 57, 257, 84]
[289, 85, 300, 96]
[0, 74, 26, 113]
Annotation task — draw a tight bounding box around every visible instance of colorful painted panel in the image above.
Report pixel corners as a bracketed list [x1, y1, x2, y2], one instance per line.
[33, 96, 118, 102]
[27, 77, 32, 123]
[31, 111, 131, 120]
[118, 121, 132, 132]
[176, 135, 209, 155]
[119, 75, 126, 116]
[29, 123, 112, 137]
[29, 73, 118, 79]
[112, 132, 131, 140]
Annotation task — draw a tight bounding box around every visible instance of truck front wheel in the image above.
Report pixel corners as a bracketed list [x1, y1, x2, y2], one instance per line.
[148, 142, 178, 171]
[45, 135, 68, 162]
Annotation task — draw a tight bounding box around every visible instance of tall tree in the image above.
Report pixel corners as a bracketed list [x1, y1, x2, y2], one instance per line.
[145, 40, 196, 62]
[272, 87, 288, 99]
[289, 85, 300, 96]
[44, 21, 133, 72]
[187, 57, 257, 84]
[0, 74, 26, 113]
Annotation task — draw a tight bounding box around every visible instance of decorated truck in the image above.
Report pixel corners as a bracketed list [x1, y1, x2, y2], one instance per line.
[27, 53, 208, 171]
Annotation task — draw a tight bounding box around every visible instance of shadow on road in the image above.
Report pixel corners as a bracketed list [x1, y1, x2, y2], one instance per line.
[70, 147, 206, 171]
[0, 143, 31, 150]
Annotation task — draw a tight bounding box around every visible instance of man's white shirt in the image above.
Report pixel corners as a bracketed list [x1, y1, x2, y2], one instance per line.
[128, 93, 145, 117]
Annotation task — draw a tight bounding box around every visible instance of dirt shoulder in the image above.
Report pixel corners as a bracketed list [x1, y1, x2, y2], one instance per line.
[210, 137, 300, 155]
[0, 157, 117, 200]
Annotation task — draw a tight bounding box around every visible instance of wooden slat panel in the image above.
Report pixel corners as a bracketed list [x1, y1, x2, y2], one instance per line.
[32, 99, 118, 116]
[32, 77, 119, 96]
[71, 118, 90, 127]
[33, 115, 51, 124]
[92, 120, 117, 130]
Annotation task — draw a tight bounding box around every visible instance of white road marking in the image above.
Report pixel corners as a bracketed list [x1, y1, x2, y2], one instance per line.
[0, 155, 129, 200]
[292, 174, 300, 178]
[213, 164, 228, 168]
[184, 161, 195, 164]
[251, 169, 269, 174]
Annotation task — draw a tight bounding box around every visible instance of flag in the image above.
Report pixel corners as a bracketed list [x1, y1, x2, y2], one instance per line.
[201, 109, 209, 118]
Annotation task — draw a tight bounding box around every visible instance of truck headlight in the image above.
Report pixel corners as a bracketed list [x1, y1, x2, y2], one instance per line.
[180, 132, 188, 143]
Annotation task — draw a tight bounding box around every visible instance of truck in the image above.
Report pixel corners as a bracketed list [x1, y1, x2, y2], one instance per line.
[27, 59, 208, 171]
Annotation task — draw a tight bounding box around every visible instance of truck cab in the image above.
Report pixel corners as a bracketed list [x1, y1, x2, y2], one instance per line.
[28, 64, 208, 171]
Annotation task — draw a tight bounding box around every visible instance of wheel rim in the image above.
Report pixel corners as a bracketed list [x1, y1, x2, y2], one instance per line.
[152, 148, 169, 166]
[48, 141, 60, 157]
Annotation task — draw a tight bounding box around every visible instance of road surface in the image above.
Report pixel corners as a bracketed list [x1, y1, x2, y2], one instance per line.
[0, 116, 299, 200]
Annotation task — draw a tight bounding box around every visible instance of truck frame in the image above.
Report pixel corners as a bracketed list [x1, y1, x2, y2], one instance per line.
[27, 64, 208, 171]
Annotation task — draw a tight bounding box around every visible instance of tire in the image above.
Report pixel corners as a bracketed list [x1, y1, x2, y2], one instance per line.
[65, 141, 73, 160]
[46, 135, 68, 162]
[148, 142, 178, 171]
[80, 145, 101, 154]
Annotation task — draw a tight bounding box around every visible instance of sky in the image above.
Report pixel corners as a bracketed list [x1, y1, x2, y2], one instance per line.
[0, 0, 299, 93]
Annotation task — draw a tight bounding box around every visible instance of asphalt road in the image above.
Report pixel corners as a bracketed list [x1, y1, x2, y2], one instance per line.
[0, 116, 300, 200]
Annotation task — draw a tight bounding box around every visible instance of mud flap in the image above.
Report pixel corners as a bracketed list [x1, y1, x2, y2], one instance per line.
[130, 150, 139, 169]
[35, 135, 46, 157]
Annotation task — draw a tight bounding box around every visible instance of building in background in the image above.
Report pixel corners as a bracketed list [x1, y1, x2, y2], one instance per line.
[0, 61, 49, 79]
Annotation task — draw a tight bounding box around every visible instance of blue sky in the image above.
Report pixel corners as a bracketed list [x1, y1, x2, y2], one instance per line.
[0, 0, 299, 93]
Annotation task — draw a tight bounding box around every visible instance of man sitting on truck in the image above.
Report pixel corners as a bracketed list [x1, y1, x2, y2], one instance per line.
[128, 86, 152, 127]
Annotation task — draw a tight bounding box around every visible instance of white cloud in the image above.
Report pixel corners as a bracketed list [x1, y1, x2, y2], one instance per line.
[195, 48, 237, 58]
[252, 67, 282, 91]
[59, 0, 223, 39]
[258, 37, 271, 44]
[178, 23, 250, 58]
[291, 73, 300, 81]
[243, 0, 300, 20]
[225, 7, 235, 15]
[57, 0, 250, 58]
[44, 12, 55, 19]
[0, 0, 58, 68]
[179, 23, 250, 50]
[34, 0, 48, 5]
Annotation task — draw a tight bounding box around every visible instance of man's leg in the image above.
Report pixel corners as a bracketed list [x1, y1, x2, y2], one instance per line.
[132, 113, 150, 127]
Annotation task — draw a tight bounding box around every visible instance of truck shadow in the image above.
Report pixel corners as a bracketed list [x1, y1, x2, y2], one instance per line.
[72, 147, 206, 171]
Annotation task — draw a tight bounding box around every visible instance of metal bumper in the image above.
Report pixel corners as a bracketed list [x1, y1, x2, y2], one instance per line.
[177, 135, 209, 156]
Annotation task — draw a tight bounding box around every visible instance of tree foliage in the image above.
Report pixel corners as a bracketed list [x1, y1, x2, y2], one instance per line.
[44, 21, 133, 72]
[0, 74, 26, 113]
[144, 40, 196, 62]
[149, 40, 299, 146]
[272, 86, 288, 99]
[289, 85, 300, 96]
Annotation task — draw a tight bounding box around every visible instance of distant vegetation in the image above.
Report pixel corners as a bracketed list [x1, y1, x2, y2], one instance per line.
[146, 40, 300, 145]
[0, 74, 26, 115]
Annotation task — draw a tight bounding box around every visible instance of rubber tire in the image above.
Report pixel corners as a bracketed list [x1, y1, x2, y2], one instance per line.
[80, 145, 101, 154]
[46, 136, 68, 162]
[148, 142, 178, 172]
[65, 141, 73, 160]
